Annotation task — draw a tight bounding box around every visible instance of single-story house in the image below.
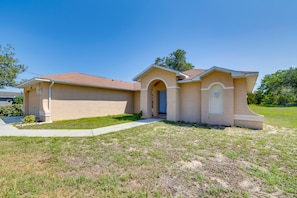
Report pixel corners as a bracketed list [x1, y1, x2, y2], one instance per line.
[0, 91, 22, 106]
[18, 65, 264, 129]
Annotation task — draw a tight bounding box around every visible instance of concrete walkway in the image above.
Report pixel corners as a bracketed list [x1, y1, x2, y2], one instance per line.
[0, 117, 161, 137]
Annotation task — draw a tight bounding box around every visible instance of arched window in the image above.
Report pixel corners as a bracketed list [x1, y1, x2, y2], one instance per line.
[209, 84, 224, 114]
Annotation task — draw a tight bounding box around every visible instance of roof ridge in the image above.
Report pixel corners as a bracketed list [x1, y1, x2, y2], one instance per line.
[70, 72, 111, 80]
[31, 72, 140, 91]
[42, 72, 133, 83]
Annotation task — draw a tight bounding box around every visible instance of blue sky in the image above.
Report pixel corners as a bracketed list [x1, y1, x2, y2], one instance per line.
[1, 0, 297, 92]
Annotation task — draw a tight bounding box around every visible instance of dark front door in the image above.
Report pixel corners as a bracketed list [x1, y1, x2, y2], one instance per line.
[158, 90, 167, 114]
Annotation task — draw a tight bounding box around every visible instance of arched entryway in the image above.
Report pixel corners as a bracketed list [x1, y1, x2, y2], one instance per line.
[147, 79, 167, 118]
[138, 69, 180, 121]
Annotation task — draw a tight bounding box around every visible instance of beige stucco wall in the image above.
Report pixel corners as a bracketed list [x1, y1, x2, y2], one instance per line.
[167, 87, 180, 121]
[201, 71, 234, 126]
[179, 82, 201, 123]
[24, 82, 134, 121]
[234, 120, 263, 130]
[24, 84, 41, 119]
[233, 78, 264, 129]
[24, 82, 54, 122]
[38, 82, 51, 121]
[24, 82, 139, 122]
[201, 88, 234, 126]
[133, 91, 140, 114]
[201, 71, 234, 88]
[140, 67, 178, 89]
[49, 84, 135, 121]
[234, 78, 257, 115]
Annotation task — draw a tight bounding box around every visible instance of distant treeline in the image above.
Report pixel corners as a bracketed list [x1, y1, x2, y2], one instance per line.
[248, 67, 297, 106]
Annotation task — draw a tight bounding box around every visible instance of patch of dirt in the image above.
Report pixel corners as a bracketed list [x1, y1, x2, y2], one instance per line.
[153, 126, 168, 132]
[126, 179, 142, 190]
[100, 138, 119, 146]
[213, 153, 227, 162]
[170, 152, 286, 197]
[65, 156, 89, 167]
[61, 156, 106, 178]
[153, 140, 168, 148]
[264, 124, 279, 134]
[180, 160, 203, 170]
[238, 160, 269, 173]
[127, 147, 137, 152]
[159, 174, 196, 197]
[238, 179, 260, 193]
[61, 162, 110, 178]
[210, 177, 229, 188]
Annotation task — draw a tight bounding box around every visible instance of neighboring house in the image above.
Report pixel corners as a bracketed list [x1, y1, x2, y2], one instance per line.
[0, 91, 22, 106]
[18, 65, 264, 129]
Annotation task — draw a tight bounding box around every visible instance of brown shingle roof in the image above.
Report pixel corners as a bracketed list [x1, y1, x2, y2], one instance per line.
[182, 69, 206, 80]
[40, 72, 140, 91]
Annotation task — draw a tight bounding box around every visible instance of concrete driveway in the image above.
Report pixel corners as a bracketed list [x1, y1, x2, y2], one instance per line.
[0, 116, 24, 124]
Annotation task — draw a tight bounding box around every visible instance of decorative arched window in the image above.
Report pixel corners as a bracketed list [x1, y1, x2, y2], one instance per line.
[209, 84, 224, 114]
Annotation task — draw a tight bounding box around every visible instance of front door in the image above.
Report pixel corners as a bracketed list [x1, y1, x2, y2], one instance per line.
[158, 90, 167, 114]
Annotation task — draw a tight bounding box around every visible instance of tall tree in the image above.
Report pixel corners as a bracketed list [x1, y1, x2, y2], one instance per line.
[256, 67, 297, 106]
[283, 66, 297, 89]
[154, 49, 194, 72]
[0, 44, 27, 89]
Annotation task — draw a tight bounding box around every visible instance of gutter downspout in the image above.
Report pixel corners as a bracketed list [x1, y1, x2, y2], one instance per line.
[48, 81, 55, 122]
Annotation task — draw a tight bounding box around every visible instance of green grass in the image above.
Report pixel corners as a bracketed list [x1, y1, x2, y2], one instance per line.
[249, 105, 297, 128]
[1, 106, 297, 197]
[17, 114, 139, 129]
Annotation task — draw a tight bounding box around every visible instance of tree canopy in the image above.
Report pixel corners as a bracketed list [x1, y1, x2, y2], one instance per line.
[154, 49, 194, 72]
[248, 67, 297, 106]
[0, 44, 27, 89]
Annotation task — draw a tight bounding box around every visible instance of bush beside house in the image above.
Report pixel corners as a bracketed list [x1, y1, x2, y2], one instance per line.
[21, 115, 36, 123]
[0, 104, 23, 117]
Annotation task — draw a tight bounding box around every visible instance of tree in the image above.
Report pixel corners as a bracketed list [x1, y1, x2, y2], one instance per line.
[154, 49, 194, 72]
[283, 66, 297, 89]
[255, 67, 297, 106]
[0, 44, 27, 89]
[247, 90, 263, 105]
[13, 95, 24, 104]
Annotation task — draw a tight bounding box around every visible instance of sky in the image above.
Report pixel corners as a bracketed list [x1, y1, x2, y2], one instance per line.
[1, 0, 297, 92]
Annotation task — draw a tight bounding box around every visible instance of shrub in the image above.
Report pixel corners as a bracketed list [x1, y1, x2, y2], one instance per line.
[0, 104, 23, 117]
[22, 115, 36, 123]
[136, 110, 143, 120]
[13, 95, 24, 104]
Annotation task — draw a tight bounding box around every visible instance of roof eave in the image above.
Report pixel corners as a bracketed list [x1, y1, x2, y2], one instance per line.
[192, 66, 258, 80]
[246, 74, 258, 93]
[177, 78, 201, 84]
[18, 76, 138, 91]
[17, 78, 51, 88]
[133, 65, 187, 81]
[52, 80, 137, 91]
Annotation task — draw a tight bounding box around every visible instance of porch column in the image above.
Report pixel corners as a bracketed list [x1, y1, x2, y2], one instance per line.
[152, 88, 158, 116]
[140, 89, 151, 118]
[24, 90, 29, 115]
[167, 87, 180, 121]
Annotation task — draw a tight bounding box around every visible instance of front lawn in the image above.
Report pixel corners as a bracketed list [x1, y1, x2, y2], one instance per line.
[249, 105, 297, 128]
[17, 114, 140, 129]
[1, 106, 296, 197]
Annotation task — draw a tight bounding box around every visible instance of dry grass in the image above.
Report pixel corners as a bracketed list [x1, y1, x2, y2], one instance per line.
[1, 122, 296, 197]
[1, 106, 297, 197]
